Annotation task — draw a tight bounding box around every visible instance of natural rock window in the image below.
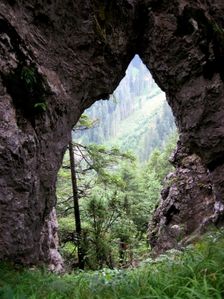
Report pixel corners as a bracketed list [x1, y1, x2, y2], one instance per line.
[75, 55, 176, 161]
[56, 55, 177, 269]
[1, 0, 224, 269]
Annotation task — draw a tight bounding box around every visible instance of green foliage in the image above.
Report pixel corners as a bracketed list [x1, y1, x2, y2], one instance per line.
[4, 63, 48, 119]
[145, 133, 177, 183]
[34, 102, 47, 111]
[1, 230, 224, 298]
[57, 143, 139, 269]
[20, 65, 47, 112]
[75, 114, 98, 131]
[57, 133, 177, 269]
[21, 66, 37, 88]
[212, 22, 224, 35]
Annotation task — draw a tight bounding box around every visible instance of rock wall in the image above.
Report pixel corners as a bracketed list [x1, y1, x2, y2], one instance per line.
[140, 0, 224, 202]
[40, 208, 64, 272]
[149, 142, 220, 254]
[0, 0, 224, 264]
[0, 0, 140, 265]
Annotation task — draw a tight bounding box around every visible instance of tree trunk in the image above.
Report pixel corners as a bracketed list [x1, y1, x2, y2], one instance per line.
[68, 133, 85, 269]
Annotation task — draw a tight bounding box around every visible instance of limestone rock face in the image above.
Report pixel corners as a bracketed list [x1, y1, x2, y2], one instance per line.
[149, 143, 219, 254]
[40, 208, 64, 273]
[0, 0, 139, 264]
[0, 0, 224, 264]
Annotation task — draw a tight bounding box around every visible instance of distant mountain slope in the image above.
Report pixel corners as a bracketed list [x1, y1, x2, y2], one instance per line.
[75, 55, 176, 161]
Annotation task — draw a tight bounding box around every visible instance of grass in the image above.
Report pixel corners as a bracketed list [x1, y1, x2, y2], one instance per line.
[0, 231, 224, 299]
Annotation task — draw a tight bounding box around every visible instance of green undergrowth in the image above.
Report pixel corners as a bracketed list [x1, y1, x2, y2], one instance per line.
[1, 231, 224, 299]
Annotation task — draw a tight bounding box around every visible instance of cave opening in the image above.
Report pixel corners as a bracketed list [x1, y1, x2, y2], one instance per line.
[56, 55, 178, 270]
[1, 1, 224, 291]
[74, 54, 176, 162]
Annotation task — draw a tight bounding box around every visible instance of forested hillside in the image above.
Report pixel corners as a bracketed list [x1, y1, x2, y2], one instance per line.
[75, 55, 176, 161]
[57, 133, 177, 269]
[57, 56, 178, 270]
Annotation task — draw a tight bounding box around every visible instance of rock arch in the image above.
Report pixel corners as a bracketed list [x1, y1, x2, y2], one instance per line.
[0, 0, 224, 264]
